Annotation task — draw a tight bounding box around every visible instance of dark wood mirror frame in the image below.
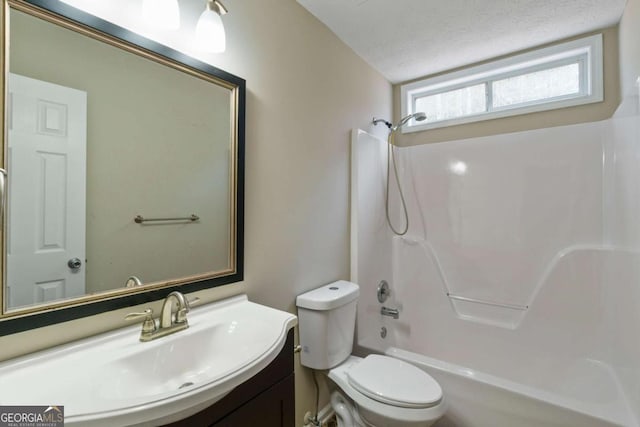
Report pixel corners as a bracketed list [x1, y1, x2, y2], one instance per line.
[0, 0, 245, 336]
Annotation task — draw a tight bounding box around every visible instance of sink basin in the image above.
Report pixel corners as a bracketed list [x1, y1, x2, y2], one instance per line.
[0, 295, 297, 426]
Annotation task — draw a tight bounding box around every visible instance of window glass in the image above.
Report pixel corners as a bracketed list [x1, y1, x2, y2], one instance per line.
[400, 34, 602, 132]
[416, 84, 486, 123]
[492, 62, 581, 108]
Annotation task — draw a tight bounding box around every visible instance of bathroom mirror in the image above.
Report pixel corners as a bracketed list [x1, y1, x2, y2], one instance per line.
[0, 0, 245, 335]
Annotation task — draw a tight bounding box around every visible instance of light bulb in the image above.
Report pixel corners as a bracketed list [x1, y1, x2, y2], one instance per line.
[195, 8, 226, 53]
[142, 0, 180, 30]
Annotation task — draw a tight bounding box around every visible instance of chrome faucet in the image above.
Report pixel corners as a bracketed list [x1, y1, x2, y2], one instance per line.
[125, 291, 199, 342]
[381, 306, 400, 319]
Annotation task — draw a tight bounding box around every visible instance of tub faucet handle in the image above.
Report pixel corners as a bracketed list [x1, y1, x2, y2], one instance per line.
[377, 280, 390, 303]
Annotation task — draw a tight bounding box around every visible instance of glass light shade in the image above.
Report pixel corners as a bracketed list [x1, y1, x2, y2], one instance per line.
[195, 9, 226, 53]
[142, 0, 180, 30]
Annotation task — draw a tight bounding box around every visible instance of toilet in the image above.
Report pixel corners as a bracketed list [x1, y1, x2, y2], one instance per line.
[296, 281, 446, 427]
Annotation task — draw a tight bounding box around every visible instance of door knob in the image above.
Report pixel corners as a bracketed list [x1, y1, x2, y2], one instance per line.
[68, 258, 82, 270]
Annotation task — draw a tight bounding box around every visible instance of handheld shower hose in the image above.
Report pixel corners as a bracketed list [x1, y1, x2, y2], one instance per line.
[386, 131, 409, 235]
[373, 112, 426, 236]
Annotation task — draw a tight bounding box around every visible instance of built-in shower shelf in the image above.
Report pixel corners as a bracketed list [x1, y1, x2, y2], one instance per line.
[446, 293, 529, 329]
[446, 293, 529, 311]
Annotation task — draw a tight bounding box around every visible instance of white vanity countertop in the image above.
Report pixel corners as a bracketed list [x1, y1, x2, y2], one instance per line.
[0, 295, 297, 427]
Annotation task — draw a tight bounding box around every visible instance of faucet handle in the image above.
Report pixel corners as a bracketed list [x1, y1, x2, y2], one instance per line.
[125, 308, 157, 334]
[176, 297, 200, 324]
[125, 308, 153, 321]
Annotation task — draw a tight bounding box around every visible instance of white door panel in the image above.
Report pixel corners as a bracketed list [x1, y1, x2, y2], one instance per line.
[7, 73, 87, 309]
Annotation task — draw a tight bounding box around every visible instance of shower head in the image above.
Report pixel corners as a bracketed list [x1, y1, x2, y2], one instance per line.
[392, 112, 427, 131]
[372, 112, 427, 131]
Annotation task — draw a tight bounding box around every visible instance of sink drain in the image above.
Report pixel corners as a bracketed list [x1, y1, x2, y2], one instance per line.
[178, 382, 194, 389]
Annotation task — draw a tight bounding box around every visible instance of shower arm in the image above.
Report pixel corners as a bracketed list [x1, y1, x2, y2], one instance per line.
[372, 118, 393, 129]
[373, 112, 427, 132]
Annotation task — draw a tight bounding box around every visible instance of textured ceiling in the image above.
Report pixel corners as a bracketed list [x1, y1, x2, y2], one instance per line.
[296, 0, 628, 83]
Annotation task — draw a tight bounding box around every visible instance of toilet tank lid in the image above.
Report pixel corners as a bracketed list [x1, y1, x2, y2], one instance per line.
[296, 281, 359, 310]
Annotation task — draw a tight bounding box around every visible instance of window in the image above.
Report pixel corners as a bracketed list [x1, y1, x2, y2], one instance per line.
[400, 34, 603, 132]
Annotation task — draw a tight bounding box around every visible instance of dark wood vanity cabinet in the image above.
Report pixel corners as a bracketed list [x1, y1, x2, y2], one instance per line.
[164, 329, 295, 427]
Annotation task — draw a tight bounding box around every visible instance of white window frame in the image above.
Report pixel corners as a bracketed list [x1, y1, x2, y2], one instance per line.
[400, 34, 603, 133]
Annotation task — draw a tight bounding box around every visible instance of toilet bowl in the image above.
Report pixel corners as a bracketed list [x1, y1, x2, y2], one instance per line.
[329, 355, 446, 427]
[296, 281, 446, 427]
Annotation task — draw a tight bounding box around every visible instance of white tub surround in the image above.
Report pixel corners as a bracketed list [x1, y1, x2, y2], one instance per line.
[351, 104, 640, 426]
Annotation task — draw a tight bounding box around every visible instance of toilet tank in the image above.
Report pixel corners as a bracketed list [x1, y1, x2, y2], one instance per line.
[296, 281, 359, 370]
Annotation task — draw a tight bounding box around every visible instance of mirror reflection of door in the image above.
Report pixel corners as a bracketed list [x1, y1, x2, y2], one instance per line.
[7, 73, 87, 309]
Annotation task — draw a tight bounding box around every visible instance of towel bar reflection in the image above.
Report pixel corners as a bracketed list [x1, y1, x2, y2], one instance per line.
[134, 214, 200, 224]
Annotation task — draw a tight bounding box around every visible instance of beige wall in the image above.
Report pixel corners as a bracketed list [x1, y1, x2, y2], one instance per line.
[1, 0, 392, 424]
[619, 0, 640, 100]
[393, 26, 621, 146]
[10, 10, 232, 294]
[219, 2, 391, 420]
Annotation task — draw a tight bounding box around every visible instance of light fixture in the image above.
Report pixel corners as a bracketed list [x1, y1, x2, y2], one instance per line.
[142, 0, 181, 30]
[195, 0, 227, 53]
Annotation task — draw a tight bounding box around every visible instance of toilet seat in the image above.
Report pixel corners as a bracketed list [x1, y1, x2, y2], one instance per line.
[328, 356, 446, 426]
[347, 355, 442, 408]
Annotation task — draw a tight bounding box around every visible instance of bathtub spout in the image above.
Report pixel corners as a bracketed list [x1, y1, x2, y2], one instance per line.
[381, 306, 399, 319]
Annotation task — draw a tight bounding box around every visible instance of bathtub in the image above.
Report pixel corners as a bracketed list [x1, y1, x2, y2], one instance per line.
[386, 347, 635, 427]
[351, 129, 640, 427]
